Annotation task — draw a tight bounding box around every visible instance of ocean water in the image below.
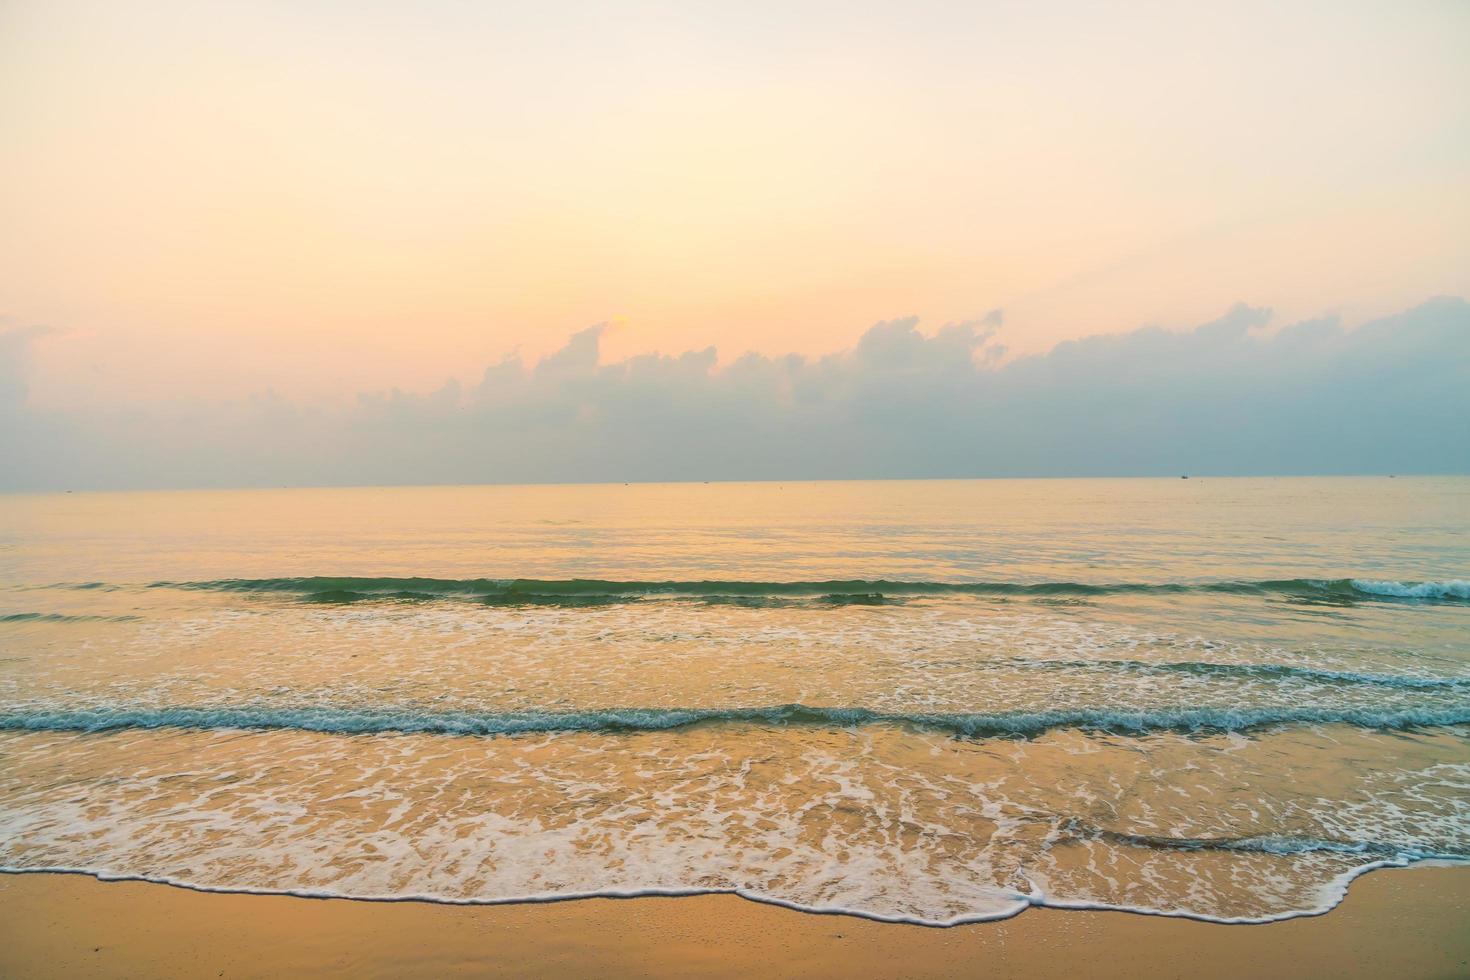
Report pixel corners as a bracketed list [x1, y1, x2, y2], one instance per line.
[1, 477, 1467, 925]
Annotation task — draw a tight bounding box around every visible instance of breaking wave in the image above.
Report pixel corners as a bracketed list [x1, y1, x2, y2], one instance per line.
[4, 703, 1468, 738]
[122, 576, 1470, 605]
[999, 658, 1470, 690]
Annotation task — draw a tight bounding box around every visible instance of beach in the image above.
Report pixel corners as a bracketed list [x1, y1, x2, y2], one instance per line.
[6, 2, 1468, 974]
[2, 866, 1467, 979]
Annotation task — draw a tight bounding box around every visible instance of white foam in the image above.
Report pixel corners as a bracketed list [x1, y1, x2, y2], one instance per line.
[3, 857, 1464, 927]
[1350, 579, 1470, 600]
[2, 724, 1466, 926]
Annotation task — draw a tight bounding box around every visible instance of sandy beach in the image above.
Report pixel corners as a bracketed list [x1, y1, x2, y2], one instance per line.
[1, 866, 1466, 979]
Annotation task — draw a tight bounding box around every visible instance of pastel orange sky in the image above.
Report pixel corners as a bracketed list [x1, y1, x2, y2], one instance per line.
[2, 0, 1468, 408]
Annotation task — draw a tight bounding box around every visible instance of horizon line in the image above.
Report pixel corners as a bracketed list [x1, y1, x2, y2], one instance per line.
[4, 472, 1464, 497]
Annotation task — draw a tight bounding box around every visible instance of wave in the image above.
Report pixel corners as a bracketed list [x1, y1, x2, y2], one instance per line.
[997, 658, 1470, 690]
[294, 588, 906, 608]
[133, 576, 1470, 605]
[1073, 825, 1468, 860]
[0, 612, 140, 624]
[3, 703, 1468, 739]
[1349, 579, 1470, 599]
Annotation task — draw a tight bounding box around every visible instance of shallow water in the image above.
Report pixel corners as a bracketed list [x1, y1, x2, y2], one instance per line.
[1, 477, 1467, 923]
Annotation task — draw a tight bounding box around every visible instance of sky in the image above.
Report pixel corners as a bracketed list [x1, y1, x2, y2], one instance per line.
[1, 0, 1468, 487]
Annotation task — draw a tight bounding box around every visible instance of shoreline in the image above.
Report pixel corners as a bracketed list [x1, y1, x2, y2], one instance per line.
[2, 865, 1467, 978]
[5, 856, 1467, 927]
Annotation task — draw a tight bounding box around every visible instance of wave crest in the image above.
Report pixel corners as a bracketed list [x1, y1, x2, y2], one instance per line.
[3, 703, 1467, 738]
[1350, 579, 1470, 600]
[121, 576, 1470, 605]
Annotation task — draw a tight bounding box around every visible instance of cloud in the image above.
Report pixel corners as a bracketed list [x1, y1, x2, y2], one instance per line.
[2, 298, 1467, 490]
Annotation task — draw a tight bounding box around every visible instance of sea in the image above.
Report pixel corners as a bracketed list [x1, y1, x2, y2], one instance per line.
[1, 477, 1467, 925]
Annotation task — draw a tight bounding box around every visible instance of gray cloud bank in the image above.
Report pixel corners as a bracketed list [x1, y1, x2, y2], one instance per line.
[2, 298, 1467, 490]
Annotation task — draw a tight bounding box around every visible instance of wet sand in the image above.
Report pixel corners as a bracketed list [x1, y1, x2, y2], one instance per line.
[1, 866, 1466, 979]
